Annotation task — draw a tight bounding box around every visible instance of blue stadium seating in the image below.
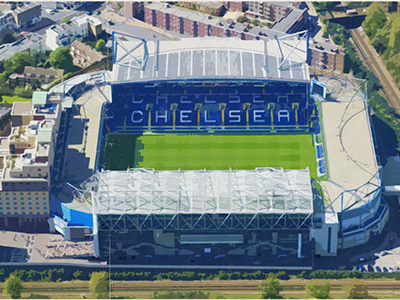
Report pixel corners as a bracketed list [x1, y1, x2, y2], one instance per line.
[106, 81, 315, 133]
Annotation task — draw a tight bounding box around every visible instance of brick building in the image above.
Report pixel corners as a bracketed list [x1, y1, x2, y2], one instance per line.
[246, 1, 301, 22]
[308, 40, 345, 73]
[144, 2, 282, 40]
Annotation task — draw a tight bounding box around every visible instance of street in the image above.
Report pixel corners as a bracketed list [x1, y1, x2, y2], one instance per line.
[351, 27, 400, 112]
[0, 3, 173, 61]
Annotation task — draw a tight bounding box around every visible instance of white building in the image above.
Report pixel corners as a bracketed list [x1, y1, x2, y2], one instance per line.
[45, 15, 102, 51]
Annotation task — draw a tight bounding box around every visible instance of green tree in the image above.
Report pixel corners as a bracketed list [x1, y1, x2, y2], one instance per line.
[3, 50, 35, 75]
[362, 3, 387, 38]
[4, 275, 23, 299]
[259, 273, 283, 299]
[95, 39, 106, 51]
[345, 280, 371, 299]
[60, 17, 71, 24]
[306, 282, 331, 299]
[372, 28, 390, 54]
[89, 272, 110, 299]
[48, 48, 73, 72]
[389, 17, 400, 54]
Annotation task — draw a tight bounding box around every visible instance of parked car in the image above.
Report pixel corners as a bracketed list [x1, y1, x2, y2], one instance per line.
[375, 266, 382, 273]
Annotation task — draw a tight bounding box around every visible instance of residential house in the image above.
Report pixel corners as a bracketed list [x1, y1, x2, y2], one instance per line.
[8, 67, 64, 88]
[45, 15, 102, 50]
[11, 2, 42, 29]
[70, 40, 105, 68]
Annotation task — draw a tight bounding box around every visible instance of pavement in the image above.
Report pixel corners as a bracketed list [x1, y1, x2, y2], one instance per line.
[62, 85, 109, 186]
[351, 27, 400, 113]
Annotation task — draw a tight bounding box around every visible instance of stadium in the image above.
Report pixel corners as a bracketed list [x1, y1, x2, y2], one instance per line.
[53, 30, 388, 269]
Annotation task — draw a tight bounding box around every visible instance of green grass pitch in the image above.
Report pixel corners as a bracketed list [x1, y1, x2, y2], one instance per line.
[101, 133, 317, 178]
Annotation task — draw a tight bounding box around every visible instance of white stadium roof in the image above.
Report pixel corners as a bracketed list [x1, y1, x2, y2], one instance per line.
[91, 168, 313, 215]
[111, 32, 310, 83]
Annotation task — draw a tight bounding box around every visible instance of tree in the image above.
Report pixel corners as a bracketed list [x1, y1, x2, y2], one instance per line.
[306, 282, 331, 299]
[4, 275, 23, 299]
[362, 3, 387, 38]
[95, 39, 106, 51]
[259, 273, 283, 299]
[372, 28, 390, 54]
[345, 280, 371, 299]
[3, 50, 35, 75]
[89, 272, 109, 299]
[389, 17, 400, 54]
[61, 17, 71, 24]
[48, 48, 73, 72]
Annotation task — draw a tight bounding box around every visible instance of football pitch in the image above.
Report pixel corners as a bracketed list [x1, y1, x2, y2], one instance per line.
[101, 133, 317, 177]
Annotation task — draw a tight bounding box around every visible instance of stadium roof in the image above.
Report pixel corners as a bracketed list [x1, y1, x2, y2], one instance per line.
[91, 168, 313, 215]
[111, 32, 310, 84]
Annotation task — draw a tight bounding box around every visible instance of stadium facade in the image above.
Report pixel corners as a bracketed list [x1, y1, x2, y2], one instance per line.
[55, 31, 388, 268]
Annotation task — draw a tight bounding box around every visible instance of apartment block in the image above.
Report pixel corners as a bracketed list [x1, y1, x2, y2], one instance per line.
[144, 2, 282, 40]
[309, 40, 345, 73]
[246, 1, 300, 22]
[0, 91, 62, 229]
[11, 2, 42, 29]
[123, 1, 145, 20]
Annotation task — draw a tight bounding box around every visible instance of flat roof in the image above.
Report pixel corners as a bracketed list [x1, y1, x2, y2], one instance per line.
[270, 8, 305, 33]
[32, 91, 48, 106]
[317, 77, 380, 211]
[112, 35, 309, 83]
[11, 102, 32, 116]
[92, 168, 313, 215]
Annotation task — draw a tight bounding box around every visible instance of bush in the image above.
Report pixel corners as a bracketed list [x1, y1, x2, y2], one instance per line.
[89, 272, 110, 299]
[4, 275, 23, 299]
[306, 282, 331, 299]
[96, 39, 106, 51]
[153, 290, 209, 299]
[14, 86, 32, 98]
[259, 273, 283, 299]
[345, 280, 370, 299]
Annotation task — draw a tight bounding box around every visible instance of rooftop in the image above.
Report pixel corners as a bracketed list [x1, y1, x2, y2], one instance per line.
[24, 66, 64, 77]
[71, 40, 105, 62]
[92, 168, 313, 215]
[32, 91, 48, 106]
[11, 2, 40, 14]
[71, 14, 102, 27]
[309, 39, 343, 54]
[145, 2, 285, 38]
[270, 8, 305, 33]
[11, 102, 32, 116]
[112, 34, 309, 83]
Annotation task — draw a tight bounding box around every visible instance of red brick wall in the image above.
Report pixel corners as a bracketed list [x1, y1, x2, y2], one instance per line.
[211, 26, 224, 37]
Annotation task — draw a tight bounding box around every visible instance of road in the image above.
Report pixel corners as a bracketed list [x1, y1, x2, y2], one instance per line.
[351, 27, 400, 112]
[0, 3, 172, 61]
